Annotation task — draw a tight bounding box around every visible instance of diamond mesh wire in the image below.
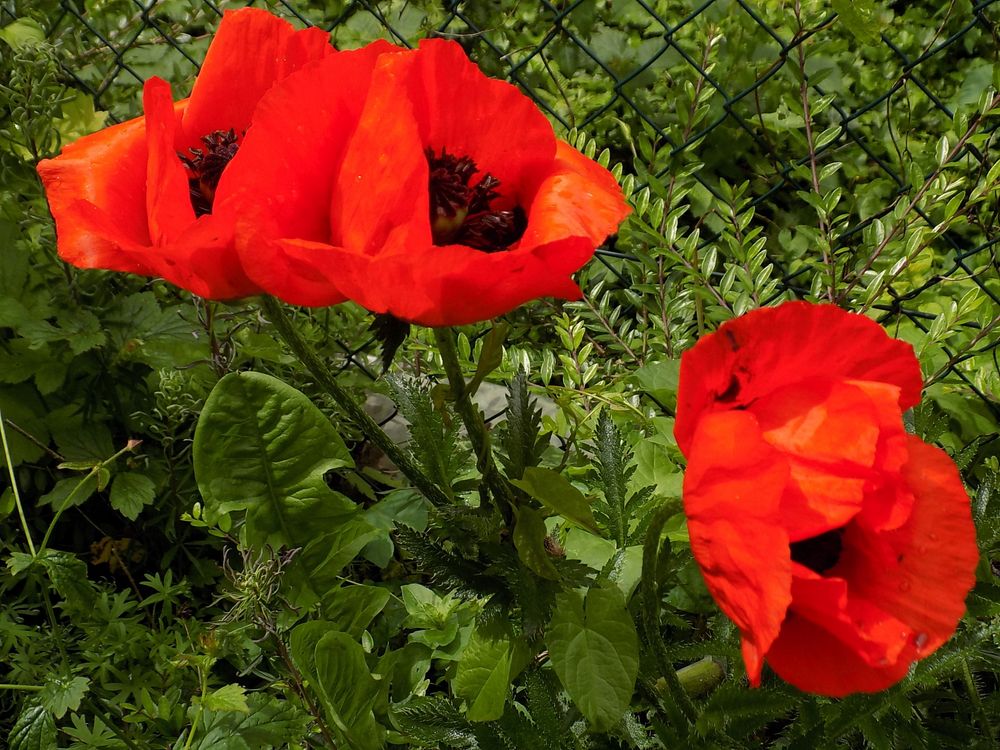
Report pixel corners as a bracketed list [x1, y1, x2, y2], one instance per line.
[17, 0, 1000, 422]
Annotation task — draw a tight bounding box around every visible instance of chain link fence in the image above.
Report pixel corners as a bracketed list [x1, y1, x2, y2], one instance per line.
[13, 0, 1000, 425]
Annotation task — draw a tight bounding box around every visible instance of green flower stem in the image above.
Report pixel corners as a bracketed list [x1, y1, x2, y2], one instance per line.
[37, 440, 139, 556]
[432, 327, 515, 518]
[260, 297, 449, 508]
[0, 407, 36, 557]
[0, 683, 43, 691]
[675, 657, 726, 697]
[641, 501, 699, 726]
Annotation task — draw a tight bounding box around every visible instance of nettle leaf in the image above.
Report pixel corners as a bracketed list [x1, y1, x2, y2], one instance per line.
[452, 631, 514, 722]
[511, 467, 601, 534]
[193, 372, 359, 549]
[109, 472, 155, 520]
[39, 675, 90, 719]
[10, 702, 56, 750]
[546, 586, 639, 732]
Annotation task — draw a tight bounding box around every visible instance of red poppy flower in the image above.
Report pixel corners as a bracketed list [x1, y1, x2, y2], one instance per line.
[674, 301, 978, 696]
[36, 8, 331, 298]
[235, 39, 630, 326]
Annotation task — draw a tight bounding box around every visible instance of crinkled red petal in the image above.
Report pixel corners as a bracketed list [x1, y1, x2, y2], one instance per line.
[675, 302, 923, 455]
[683, 410, 792, 683]
[180, 7, 331, 149]
[833, 436, 977, 659]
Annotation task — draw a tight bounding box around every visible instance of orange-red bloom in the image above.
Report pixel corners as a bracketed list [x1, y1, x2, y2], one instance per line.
[235, 39, 630, 326]
[36, 8, 331, 298]
[675, 301, 978, 697]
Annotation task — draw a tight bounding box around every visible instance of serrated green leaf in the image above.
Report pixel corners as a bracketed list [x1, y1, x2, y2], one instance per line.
[546, 586, 639, 732]
[37, 550, 95, 610]
[109, 472, 156, 520]
[10, 703, 56, 750]
[40, 675, 90, 719]
[201, 683, 250, 714]
[511, 467, 600, 534]
[193, 372, 357, 549]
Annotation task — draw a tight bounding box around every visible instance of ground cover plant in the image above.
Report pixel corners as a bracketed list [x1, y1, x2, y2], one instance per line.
[1, 1, 999, 748]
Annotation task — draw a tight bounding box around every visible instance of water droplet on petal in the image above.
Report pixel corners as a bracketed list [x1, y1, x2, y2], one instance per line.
[914, 632, 929, 650]
[928, 532, 939, 541]
[899, 580, 912, 592]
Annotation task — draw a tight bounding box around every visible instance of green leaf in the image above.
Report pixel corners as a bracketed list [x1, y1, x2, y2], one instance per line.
[37, 474, 98, 510]
[195, 694, 311, 748]
[201, 683, 250, 714]
[193, 372, 356, 549]
[632, 359, 680, 411]
[37, 550, 95, 610]
[0, 487, 15, 520]
[498, 369, 546, 481]
[512, 505, 559, 579]
[832, 0, 885, 44]
[452, 631, 514, 722]
[321, 585, 391, 639]
[467, 322, 509, 397]
[10, 703, 56, 750]
[109, 472, 155, 520]
[39, 675, 90, 719]
[313, 631, 384, 750]
[0, 18, 45, 49]
[546, 586, 639, 732]
[511, 467, 600, 534]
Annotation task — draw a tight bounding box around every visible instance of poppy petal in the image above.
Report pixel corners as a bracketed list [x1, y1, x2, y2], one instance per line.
[675, 302, 923, 454]
[181, 8, 331, 145]
[518, 140, 631, 249]
[765, 609, 912, 697]
[143, 77, 195, 245]
[221, 41, 400, 246]
[408, 39, 556, 203]
[36, 113, 152, 269]
[834, 436, 978, 657]
[238, 237, 347, 307]
[331, 50, 430, 254]
[787, 569, 913, 669]
[684, 410, 792, 681]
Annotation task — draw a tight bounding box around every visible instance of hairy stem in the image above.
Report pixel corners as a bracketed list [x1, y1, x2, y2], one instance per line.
[640, 501, 698, 728]
[260, 297, 449, 508]
[432, 327, 514, 519]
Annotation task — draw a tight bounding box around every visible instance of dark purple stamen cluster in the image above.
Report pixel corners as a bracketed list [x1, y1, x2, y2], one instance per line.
[426, 148, 526, 252]
[179, 129, 241, 217]
[790, 527, 845, 574]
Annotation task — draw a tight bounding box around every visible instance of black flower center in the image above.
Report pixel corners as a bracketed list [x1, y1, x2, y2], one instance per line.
[426, 148, 526, 252]
[179, 129, 241, 217]
[790, 527, 845, 574]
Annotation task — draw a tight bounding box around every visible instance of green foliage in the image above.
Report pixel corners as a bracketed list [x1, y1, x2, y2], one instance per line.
[1, 0, 999, 747]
